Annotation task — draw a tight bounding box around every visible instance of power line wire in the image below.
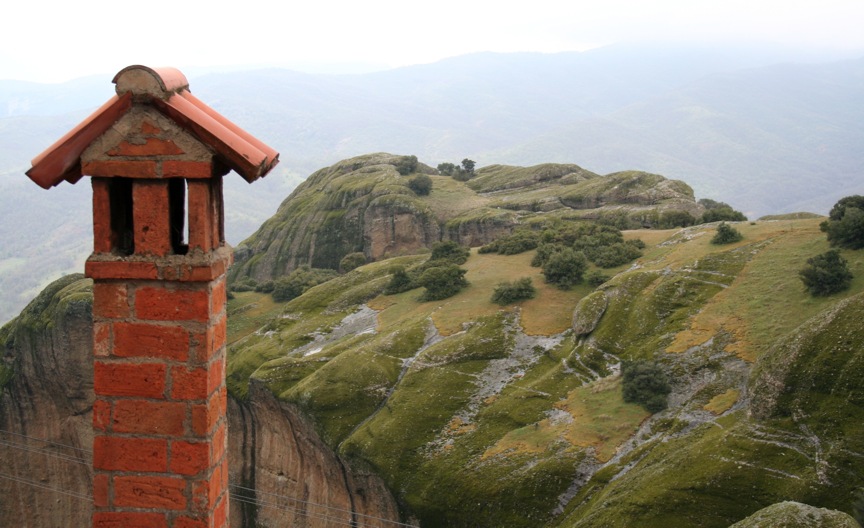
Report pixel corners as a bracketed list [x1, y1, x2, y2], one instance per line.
[0, 471, 92, 502]
[229, 483, 417, 527]
[0, 438, 89, 466]
[0, 430, 91, 456]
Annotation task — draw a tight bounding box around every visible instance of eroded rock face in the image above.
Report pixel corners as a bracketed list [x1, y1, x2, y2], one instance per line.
[0, 276, 402, 528]
[228, 381, 402, 528]
[0, 275, 94, 527]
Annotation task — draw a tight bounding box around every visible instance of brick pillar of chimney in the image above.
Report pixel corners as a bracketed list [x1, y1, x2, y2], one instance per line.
[87, 172, 230, 528]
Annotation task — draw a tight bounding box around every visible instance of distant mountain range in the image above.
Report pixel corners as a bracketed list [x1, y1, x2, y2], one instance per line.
[1, 42, 863, 323]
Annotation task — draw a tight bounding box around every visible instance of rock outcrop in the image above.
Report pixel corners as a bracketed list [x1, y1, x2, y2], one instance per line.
[0, 276, 403, 528]
[0, 275, 94, 527]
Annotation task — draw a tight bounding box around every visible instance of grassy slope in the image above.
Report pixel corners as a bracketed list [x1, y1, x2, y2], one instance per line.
[226, 217, 864, 527]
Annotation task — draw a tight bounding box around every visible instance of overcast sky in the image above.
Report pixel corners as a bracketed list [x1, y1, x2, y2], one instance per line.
[3, 0, 864, 82]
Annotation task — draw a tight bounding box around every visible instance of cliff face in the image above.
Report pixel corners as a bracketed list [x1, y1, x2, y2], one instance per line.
[0, 275, 94, 527]
[228, 382, 402, 527]
[0, 275, 403, 528]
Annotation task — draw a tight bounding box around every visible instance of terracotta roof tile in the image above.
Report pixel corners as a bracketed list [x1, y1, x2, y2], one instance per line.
[27, 93, 133, 188]
[26, 65, 279, 189]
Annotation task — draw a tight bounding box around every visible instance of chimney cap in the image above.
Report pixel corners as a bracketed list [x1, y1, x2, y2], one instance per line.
[113, 65, 189, 98]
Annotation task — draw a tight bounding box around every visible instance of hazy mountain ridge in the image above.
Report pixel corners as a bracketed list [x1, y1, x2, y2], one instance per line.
[1, 44, 862, 324]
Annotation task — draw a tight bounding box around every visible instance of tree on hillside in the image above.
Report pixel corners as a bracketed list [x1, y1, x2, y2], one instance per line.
[799, 249, 853, 296]
[542, 248, 588, 289]
[408, 174, 432, 196]
[622, 360, 671, 413]
[699, 199, 747, 223]
[419, 264, 469, 301]
[437, 162, 457, 176]
[491, 277, 536, 305]
[395, 155, 418, 175]
[430, 240, 470, 264]
[821, 195, 864, 250]
[711, 222, 743, 245]
[461, 159, 476, 174]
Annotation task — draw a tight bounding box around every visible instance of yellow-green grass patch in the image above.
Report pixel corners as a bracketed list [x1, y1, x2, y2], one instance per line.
[704, 389, 740, 415]
[484, 375, 649, 463]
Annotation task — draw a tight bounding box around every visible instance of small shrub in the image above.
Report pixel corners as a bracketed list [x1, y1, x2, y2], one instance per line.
[430, 240, 470, 264]
[531, 243, 563, 267]
[710, 222, 743, 245]
[699, 199, 747, 223]
[395, 155, 418, 175]
[622, 360, 671, 413]
[231, 277, 258, 292]
[820, 195, 864, 249]
[254, 280, 275, 293]
[419, 264, 469, 301]
[588, 242, 643, 268]
[339, 252, 367, 273]
[542, 248, 588, 289]
[799, 249, 853, 296]
[384, 266, 416, 295]
[407, 174, 432, 196]
[491, 277, 536, 305]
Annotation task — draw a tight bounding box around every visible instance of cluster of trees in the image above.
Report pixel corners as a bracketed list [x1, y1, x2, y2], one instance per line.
[491, 277, 536, 305]
[437, 159, 476, 181]
[799, 195, 862, 296]
[385, 240, 471, 301]
[480, 221, 644, 289]
[698, 199, 748, 223]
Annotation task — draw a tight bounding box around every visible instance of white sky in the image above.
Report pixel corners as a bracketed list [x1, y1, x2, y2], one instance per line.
[3, 0, 864, 82]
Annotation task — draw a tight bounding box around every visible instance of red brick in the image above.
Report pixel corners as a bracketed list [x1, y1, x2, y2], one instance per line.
[171, 440, 211, 476]
[114, 322, 189, 361]
[207, 357, 225, 396]
[136, 286, 210, 322]
[93, 322, 112, 357]
[213, 493, 228, 528]
[93, 473, 109, 508]
[86, 260, 159, 280]
[191, 388, 224, 437]
[172, 516, 207, 528]
[93, 283, 130, 319]
[191, 318, 226, 363]
[210, 280, 226, 316]
[93, 399, 111, 431]
[93, 436, 167, 472]
[186, 180, 217, 252]
[212, 422, 227, 463]
[171, 366, 208, 400]
[113, 399, 186, 436]
[83, 160, 157, 179]
[94, 361, 166, 399]
[163, 160, 212, 179]
[134, 181, 172, 256]
[141, 121, 161, 135]
[92, 179, 113, 253]
[114, 475, 187, 510]
[108, 137, 184, 157]
[191, 467, 225, 514]
[93, 512, 168, 528]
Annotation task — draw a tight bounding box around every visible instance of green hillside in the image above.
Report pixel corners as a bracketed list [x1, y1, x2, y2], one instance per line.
[225, 157, 864, 526]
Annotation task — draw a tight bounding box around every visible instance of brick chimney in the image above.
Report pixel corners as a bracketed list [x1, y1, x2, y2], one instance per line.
[26, 65, 279, 528]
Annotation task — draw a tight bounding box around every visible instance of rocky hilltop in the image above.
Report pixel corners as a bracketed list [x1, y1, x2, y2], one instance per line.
[230, 153, 704, 283]
[1, 156, 862, 527]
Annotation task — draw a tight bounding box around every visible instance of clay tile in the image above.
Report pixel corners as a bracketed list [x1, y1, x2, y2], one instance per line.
[112, 65, 189, 99]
